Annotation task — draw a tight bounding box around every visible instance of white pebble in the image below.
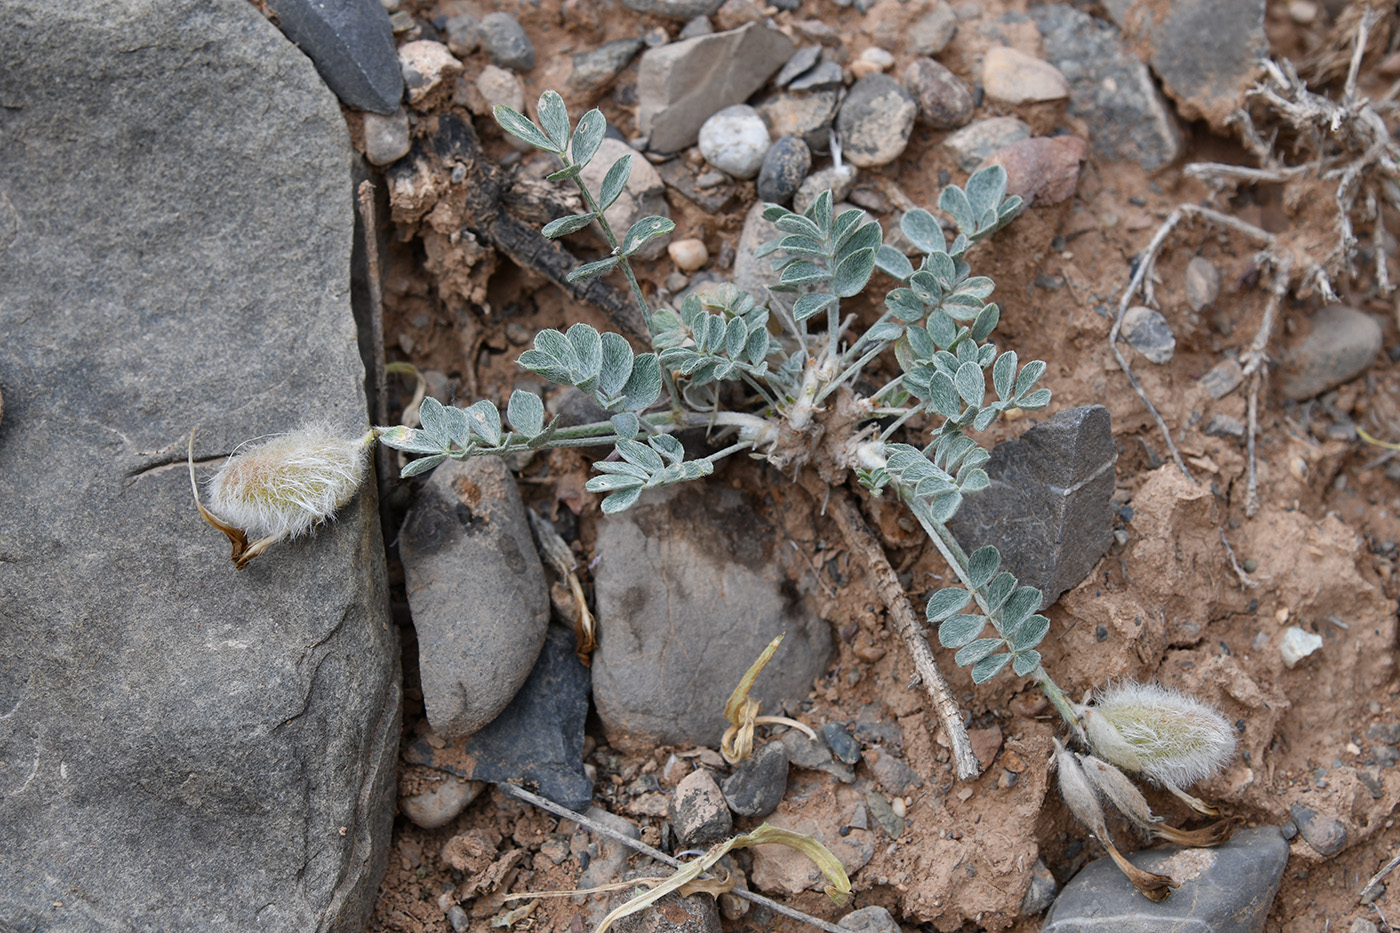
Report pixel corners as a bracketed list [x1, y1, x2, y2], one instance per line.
[1280, 626, 1322, 669]
[668, 238, 709, 272]
[859, 47, 895, 69]
[698, 105, 771, 180]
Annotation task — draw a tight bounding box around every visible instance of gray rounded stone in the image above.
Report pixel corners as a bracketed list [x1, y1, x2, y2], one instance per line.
[1185, 256, 1221, 311]
[363, 106, 411, 165]
[622, 0, 724, 20]
[698, 104, 770, 179]
[838, 906, 900, 933]
[400, 456, 549, 740]
[822, 722, 861, 764]
[836, 73, 917, 167]
[669, 769, 732, 847]
[400, 776, 486, 829]
[480, 12, 535, 71]
[904, 56, 973, 129]
[1289, 803, 1349, 858]
[756, 135, 811, 204]
[1121, 305, 1176, 364]
[943, 116, 1031, 172]
[1282, 304, 1381, 400]
[908, 0, 957, 55]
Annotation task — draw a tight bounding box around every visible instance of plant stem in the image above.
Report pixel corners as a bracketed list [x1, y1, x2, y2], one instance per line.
[878, 407, 922, 443]
[704, 440, 753, 464]
[814, 341, 887, 406]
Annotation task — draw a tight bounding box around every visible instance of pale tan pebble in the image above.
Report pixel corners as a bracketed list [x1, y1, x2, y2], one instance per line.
[668, 238, 709, 272]
[858, 47, 895, 70]
[981, 45, 1069, 104]
[850, 59, 883, 79]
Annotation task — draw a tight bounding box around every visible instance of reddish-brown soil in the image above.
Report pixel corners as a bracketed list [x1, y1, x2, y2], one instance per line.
[365, 0, 1400, 930]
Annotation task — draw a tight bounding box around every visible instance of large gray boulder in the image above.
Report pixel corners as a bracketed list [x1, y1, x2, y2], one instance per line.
[0, 1, 398, 930]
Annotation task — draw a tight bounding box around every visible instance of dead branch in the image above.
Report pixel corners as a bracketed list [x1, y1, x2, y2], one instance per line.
[827, 488, 980, 780]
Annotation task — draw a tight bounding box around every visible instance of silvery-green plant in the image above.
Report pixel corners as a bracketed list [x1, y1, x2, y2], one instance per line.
[194, 92, 1237, 898]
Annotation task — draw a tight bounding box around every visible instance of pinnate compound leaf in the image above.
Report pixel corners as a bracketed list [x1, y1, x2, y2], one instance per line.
[971, 652, 1012, 684]
[1008, 614, 1050, 652]
[570, 108, 606, 168]
[598, 155, 633, 210]
[378, 425, 448, 455]
[925, 586, 972, 623]
[567, 256, 620, 283]
[400, 452, 448, 477]
[939, 613, 987, 649]
[506, 389, 545, 437]
[967, 545, 1001, 589]
[832, 247, 876, 298]
[536, 90, 571, 151]
[493, 105, 559, 152]
[542, 213, 596, 238]
[875, 245, 914, 282]
[964, 165, 1009, 217]
[622, 215, 675, 256]
[955, 637, 1005, 667]
[1012, 650, 1042, 677]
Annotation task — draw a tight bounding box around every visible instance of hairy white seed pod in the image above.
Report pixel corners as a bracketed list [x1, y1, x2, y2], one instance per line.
[208, 426, 373, 540]
[1054, 740, 1108, 838]
[1079, 753, 1159, 832]
[1078, 682, 1236, 788]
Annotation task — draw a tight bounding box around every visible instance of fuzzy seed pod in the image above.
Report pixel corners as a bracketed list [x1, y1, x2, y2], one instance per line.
[190, 426, 375, 569]
[1078, 682, 1236, 789]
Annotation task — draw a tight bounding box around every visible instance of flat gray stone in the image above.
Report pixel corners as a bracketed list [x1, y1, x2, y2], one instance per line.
[400, 456, 549, 740]
[1042, 827, 1289, 933]
[268, 0, 403, 113]
[944, 116, 1032, 172]
[1102, 0, 1266, 130]
[569, 38, 645, 93]
[0, 1, 398, 928]
[623, 0, 725, 20]
[1281, 304, 1382, 401]
[592, 485, 833, 750]
[722, 740, 790, 817]
[948, 406, 1116, 610]
[1030, 3, 1181, 171]
[1289, 804, 1349, 858]
[775, 44, 822, 87]
[1121, 305, 1177, 363]
[637, 23, 795, 153]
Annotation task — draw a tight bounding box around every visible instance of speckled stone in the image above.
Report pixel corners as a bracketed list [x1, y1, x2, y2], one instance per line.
[904, 56, 972, 129]
[1120, 305, 1176, 363]
[943, 116, 1031, 172]
[479, 12, 535, 71]
[835, 73, 916, 167]
[908, 0, 957, 55]
[362, 107, 411, 165]
[698, 104, 771, 179]
[756, 135, 811, 204]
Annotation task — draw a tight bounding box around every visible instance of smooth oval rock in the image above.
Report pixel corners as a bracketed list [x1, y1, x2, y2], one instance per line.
[479, 12, 535, 71]
[1043, 827, 1288, 933]
[698, 104, 770, 179]
[982, 45, 1070, 103]
[1281, 305, 1381, 401]
[908, 0, 957, 55]
[1120, 305, 1176, 364]
[669, 237, 709, 271]
[722, 740, 790, 817]
[1289, 803, 1349, 857]
[836, 73, 917, 167]
[904, 57, 973, 129]
[1185, 255, 1221, 311]
[977, 134, 1087, 206]
[756, 135, 811, 204]
[400, 776, 486, 829]
[839, 906, 900, 932]
[944, 116, 1031, 172]
[400, 456, 549, 740]
[363, 107, 411, 165]
[475, 63, 524, 114]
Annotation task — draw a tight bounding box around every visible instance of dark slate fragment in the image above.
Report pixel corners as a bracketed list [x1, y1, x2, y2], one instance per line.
[774, 44, 821, 87]
[947, 405, 1116, 610]
[756, 135, 811, 204]
[1043, 827, 1288, 933]
[268, 0, 403, 113]
[722, 740, 789, 817]
[823, 722, 862, 764]
[404, 624, 594, 811]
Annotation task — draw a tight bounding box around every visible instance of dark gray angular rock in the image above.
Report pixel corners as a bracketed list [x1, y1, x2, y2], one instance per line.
[404, 624, 593, 811]
[775, 44, 822, 87]
[480, 12, 536, 72]
[400, 456, 549, 740]
[948, 406, 1116, 610]
[1021, 858, 1058, 916]
[0, 0, 398, 928]
[570, 38, 645, 93]
[723, 741, 790, 817]
[1281, 305, 1382, 401]
[756, 136, 811, 204]
[669, 769, 733, 846]
[592, 485, 833, 749]
[1042, 827, 1289, 933]
[1029, 3, 1182, 171]
[637, 23, 796, 153]
[1289, 804, 1349, 858]
[1101, 0, 1265, 131]
[836, 73, 917, 167]
[779, 728, 855, 782]
[823, 722, 861, 764]
[757, 89, 841, 155]
[789, 60, 844, 91]
[268, 0, 403, 113]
